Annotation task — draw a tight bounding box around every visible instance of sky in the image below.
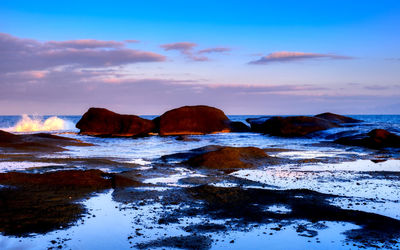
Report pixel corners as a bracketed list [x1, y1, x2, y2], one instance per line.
[0, 0, 400, 115]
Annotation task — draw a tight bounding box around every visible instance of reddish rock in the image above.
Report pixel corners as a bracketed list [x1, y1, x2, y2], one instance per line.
[0, 130, 93, 152]
[76, 107, 154, 136]
[249, 116, 339, 137]
[187, 146, 269, 172]
[315, 112, 361, 124]
[335, 129, 400, 149]
[157, 105, 231, 135]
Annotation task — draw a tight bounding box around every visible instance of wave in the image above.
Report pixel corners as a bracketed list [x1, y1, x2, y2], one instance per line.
[7, 114, 74, 132]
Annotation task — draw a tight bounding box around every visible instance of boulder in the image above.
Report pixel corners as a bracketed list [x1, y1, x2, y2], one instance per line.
[157, 105, 230, 135]
[186, 146, 269, 172]
[315, 112, 361, 124]
[76, 107, 154, 136]
[249, 116, 339, 137]
[335, 129, 400, 149]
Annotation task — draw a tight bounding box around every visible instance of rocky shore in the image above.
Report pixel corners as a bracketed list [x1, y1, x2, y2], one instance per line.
[1, 105, 400, 249]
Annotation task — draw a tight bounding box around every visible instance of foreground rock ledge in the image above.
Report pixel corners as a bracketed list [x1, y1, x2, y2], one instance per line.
[76, 107, 155, 137]
[0, 169, 141, 236]
[0, 130, 93, 152]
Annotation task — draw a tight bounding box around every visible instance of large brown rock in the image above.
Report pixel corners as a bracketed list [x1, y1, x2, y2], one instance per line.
[76, 107, 155, 136]
[315, 112, 361, 124]
[186, 146, 269, 172]
[249, 116, 339, 137]
[156, 105, 230, 135]
[335, 129, 400, 149]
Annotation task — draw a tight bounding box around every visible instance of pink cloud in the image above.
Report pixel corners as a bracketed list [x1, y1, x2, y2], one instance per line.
[125, 39, 140, 43]
[249, 51, 353, 64]
[46, 39, 124, 49]
[0, 33, 166, 73]
[160, 42, 197, 54]
[198, 47, 231, 54]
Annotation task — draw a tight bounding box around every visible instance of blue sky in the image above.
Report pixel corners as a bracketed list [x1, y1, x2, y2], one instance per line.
[1, 1, 399, 114]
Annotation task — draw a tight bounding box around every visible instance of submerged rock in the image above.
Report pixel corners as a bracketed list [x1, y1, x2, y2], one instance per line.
[314, 112, 362, 124]
[76, 107, 154, 137]
[186, 146, 270, 172]
[156, 105, 230, 135]
[248, 116, 339, 137]
[335, 129, 400, 149]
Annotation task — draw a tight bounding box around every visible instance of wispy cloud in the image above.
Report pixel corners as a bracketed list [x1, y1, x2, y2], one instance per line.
[46, 39, 125, 49]
[161, 42, 231, 61]
[0, 33, 165, 73]
[160, 42, 197, 55]
[198, 47, 231, 54]
[125, 39, 140, 43]
[249, 51, 353, 64]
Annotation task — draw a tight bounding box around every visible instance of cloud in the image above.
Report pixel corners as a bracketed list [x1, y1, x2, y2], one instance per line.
[1, 67, 398, 115]
[0, 33, 165, 73]
[198, 47, 231, 54]
[249, 51, 353, 64]
[161, 42, 210, 61]
[125, 39, 140, 43]
[160, 42, 197, 54]
[46, 39, 124, 49]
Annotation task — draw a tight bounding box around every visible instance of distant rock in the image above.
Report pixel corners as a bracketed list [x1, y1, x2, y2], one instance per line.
[76, 107, 154, 137]
[229, 121, 251, 132]
[248, 116, 339, 137]
[186, 146, 269, 172]
[156, 105, 230, 135]
[335, 129, 400, 149]
[315, 112, 361, 124]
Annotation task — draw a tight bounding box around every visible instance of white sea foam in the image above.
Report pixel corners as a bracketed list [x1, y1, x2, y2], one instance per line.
[5, 114, 74, 132]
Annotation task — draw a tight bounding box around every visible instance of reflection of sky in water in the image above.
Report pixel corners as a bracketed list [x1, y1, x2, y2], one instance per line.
[0, 190, 366, 250]
[233, 159, 400, 219]
[0, 161, 65, 173]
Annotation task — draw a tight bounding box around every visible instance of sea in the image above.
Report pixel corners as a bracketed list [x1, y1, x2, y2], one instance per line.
[1, 114, 400, 249]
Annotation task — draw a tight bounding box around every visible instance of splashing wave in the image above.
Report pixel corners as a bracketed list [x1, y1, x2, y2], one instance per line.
[10, 114, 73, 132]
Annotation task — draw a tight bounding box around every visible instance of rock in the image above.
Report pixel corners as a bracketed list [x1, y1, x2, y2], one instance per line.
[246, 116, 270, 132]
[0, 169, 111, 189]
[156, 105, 230, 135]
[249, 116, 339, 137]
[0, 130, 93, 152]
[229, 121, 251, 132]
[315, 112, 361, 124]
[335, 129, 400, 149]
[76, 107, 154, 137]
[186, 146, 269, 172]
[0, 169, 140, 236]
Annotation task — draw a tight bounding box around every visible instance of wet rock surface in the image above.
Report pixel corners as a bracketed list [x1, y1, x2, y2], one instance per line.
[76, 107, 155, 137]
[0, 130, 93, 152]
[0, 170, 140, 236]
[335, 129, 400, 149]
[186, 146, 271, 172]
